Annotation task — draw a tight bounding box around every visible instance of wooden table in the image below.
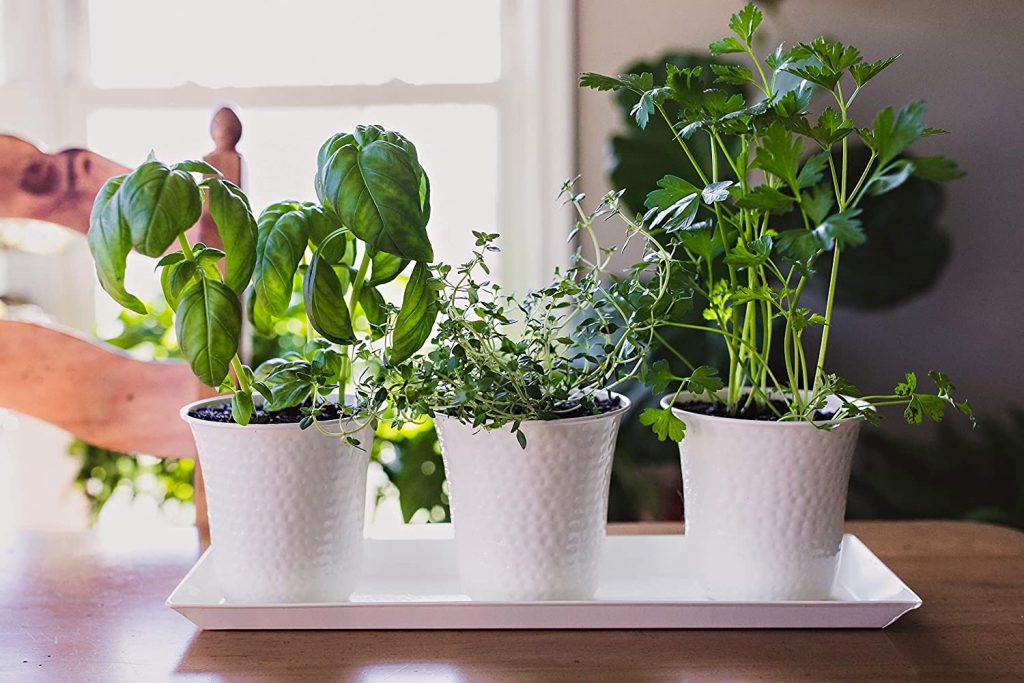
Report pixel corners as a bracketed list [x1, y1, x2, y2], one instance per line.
[1, 521, 1022, 681]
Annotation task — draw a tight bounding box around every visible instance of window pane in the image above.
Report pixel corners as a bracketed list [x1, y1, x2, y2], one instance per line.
[86, 104, 498, 270]
[88, 0, 501, 88]
[0, 0, 6, 84]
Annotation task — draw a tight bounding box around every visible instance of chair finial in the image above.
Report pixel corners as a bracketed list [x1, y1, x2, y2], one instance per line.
[210, 107, 242, 152]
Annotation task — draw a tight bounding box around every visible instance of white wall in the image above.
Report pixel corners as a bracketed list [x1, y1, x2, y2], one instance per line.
[576, 0, 1024, 413]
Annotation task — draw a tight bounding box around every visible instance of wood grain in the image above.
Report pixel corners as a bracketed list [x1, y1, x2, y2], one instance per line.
[0, 521, 1021, 681]
[0, 135, 129, 235]
[0, 108, 244, 537]
[0, 319, 201, 458]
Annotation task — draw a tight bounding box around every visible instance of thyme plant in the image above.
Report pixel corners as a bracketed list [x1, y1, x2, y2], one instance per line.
[386, 184, 671, 448]
[581, 3, 974, 440]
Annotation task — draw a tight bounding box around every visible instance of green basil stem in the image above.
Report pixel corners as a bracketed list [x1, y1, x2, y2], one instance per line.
[230, 356, 251, 394]
[348, 250, 371, 324]
[339, 249, 372, 395]
[177, 233, 194, 261]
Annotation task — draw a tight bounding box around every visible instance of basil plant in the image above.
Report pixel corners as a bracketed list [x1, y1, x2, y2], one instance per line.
[249, 125, 437, 430]
[89, 125, 437, 429]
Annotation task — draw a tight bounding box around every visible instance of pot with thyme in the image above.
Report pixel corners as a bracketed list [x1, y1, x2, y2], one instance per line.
[387, 190, 660, 600]
[89, 125, 435, 603]
[582, 3, 974, 600]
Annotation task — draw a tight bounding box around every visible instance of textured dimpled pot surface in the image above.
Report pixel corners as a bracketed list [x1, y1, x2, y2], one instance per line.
[666, 392, 862, 601]
[181, 397, 372, 604]
[434, 394, 630, 601]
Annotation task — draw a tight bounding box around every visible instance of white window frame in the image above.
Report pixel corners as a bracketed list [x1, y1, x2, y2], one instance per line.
[0, 0, 575, 532]
[1, 0, 575, 297]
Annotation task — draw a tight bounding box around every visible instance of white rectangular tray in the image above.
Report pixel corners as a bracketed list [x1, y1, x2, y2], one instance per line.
[167, 530, 921, 630]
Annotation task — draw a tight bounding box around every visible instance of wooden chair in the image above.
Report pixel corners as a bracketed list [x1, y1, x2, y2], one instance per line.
[0, 107, 246, 539]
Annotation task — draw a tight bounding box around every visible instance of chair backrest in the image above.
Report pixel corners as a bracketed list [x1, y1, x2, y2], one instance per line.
[0, 106, 246, 535]
[0, 319, 200, 458]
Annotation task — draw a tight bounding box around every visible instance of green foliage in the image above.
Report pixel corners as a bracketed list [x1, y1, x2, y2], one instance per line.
[303, 247, 356, 344]
[580, 2, 971, 438]
[253, 203, 311, 323]
[119, 160, 203, 257]
[244, 126, 438, 429]
[175, 277, 242, 387]
[69, 440, 196, 522]
[390, 262, 439, 364]
[808, 144, 954, 309]
[91, 125, 438, 428]
[315, 125, 433, 262]
[592, 53, 744, 216]
[89, 158, 254, 409]
[639, 407, 685, 442]
[204, 178, 258, 294]
[87, 177, 145, 314]
[374, 420, 449, 523]
[384, 187, 668, 447]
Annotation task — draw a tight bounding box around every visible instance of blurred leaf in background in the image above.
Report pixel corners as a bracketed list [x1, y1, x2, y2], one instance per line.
[849, 410, 1024, 529]
[374, 420, 448, 523]
[69, 440, 195, 522]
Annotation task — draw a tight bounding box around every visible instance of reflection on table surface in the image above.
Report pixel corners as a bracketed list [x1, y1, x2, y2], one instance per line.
[1, 521, 1022, 681]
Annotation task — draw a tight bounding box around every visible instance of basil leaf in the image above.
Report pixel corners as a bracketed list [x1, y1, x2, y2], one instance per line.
[316, 135, 433, 262]
[165, 260, 198, 309]
[265, 378, 313, 412]
[173, 160, 220, 175]
[118, 160, 202, 257]
[316, 227, 351, 265]
[368, 249, 408, 286]
[359, 284, 387, 338]
[206, 178, 257, 293]
[391, 262, 437, 363]
[253, 204, 310, 324]
[303, 251, 355, 344]
[304, 203, 345, 250]
[87, 175, 147, 314]
[231, 390, 254, 426]
[175, 278, 241, 387]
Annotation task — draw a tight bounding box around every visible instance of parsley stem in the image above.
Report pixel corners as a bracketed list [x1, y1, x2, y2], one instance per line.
[657, 104, 710, 186]
[814, 247, 842, 391]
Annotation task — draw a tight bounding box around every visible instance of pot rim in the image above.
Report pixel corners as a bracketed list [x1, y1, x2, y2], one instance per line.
[179, 393, 361, 431]
[433, 390, 632, 429]
[660, 389, 869, 428]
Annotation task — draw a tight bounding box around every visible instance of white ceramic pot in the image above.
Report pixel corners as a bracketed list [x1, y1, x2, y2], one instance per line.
[435, 394, 630, 601]
[664, 392, 863, 601]
[181, 396, 372, 603]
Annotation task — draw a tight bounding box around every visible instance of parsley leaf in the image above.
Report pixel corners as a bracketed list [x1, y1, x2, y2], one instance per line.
[640, 407, 686, 442]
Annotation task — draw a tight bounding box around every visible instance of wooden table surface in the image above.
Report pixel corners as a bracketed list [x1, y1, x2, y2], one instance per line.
[1, 521, 1022, 682]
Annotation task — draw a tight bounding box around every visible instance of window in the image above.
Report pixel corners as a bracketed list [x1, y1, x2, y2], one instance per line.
[1, 0, 573, 294]
[0, 0, 574, 531]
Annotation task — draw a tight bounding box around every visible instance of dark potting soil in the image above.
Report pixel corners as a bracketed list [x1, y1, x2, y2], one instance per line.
[189, 401, 342, 425]
[551, 394, 623, 419]
[674, 399, 836, 422]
